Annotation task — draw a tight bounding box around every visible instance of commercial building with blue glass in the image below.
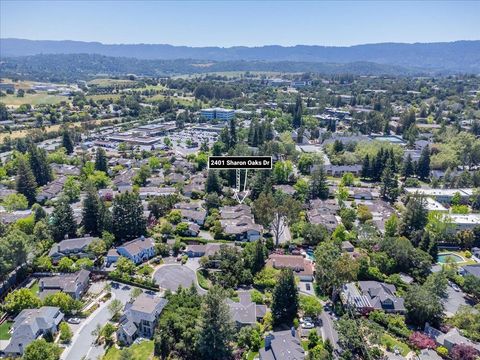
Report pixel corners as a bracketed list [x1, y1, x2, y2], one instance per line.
[200, 107, 235, 121]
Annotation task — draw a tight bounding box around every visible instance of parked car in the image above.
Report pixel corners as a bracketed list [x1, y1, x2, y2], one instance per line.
[301, 321, 315, 329]
[67, 317, 81, 324]
[451, 283, 461, 292]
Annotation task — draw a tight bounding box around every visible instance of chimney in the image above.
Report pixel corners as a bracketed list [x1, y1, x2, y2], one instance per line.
[140, 235, 145, 241]
[291, 326, 296, 338]
[265, 331, 274, 350]
[64, 234, 69, 240]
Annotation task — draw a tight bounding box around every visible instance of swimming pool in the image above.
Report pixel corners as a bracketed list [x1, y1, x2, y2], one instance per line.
[306, 249, 315, 261]
[437, 253, 464, 264]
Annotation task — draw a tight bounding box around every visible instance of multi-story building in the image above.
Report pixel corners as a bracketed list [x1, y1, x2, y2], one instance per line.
[200, 107, 235, 121]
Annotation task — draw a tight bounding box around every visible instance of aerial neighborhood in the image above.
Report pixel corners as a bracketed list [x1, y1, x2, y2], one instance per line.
[0, 10, 480, 360]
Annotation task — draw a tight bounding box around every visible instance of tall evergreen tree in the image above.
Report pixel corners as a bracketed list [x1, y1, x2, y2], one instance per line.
[112, 191, 146, 241]
[62, 130, 74, 154]
[82, 183, 104, 236]
[206, 170, 221, 194]
[309, 166, 329, 200]
[16, 155, 38, 205]
[402, 153, 415, 179]
[229, 119, 237, 149]
[400, 196, 428, 238]
[28, 144, 53, 186]
[271, 269, 299, 326]
[196, 286, 234, 360]
[417, 145, 431, 180]
[50, 197, 77, 241]
[94, 148, 108, 173]
[292, 95, 303, 128]
[380, 159, 399, 203]
[361, 154, 371, 179]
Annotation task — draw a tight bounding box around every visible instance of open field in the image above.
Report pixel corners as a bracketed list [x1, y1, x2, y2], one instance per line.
[0, 117, 117, 142]
[0, 93, 68, 106]
[87, 78, 137, 87]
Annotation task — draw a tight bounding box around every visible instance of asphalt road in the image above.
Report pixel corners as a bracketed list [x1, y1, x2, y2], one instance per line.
[61, 284, 132, 360]
[443, 284, 473, 317]
[320, 310, 340, 351]
[153, 264, 206, 294]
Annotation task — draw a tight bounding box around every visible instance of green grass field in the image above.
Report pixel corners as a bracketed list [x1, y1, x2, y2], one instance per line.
[0, 321, 12, 340]
[0, 93, 68, 106]
[103, 340, 155, 360]
[30, 280, 40, 295]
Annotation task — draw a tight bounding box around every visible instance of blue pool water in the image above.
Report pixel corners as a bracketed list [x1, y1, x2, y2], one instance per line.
[437, 253, 463, 264]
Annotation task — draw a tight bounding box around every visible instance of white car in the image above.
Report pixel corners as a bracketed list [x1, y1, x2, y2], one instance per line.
[451, 283, 461, 292]
[67, 317, 81, 324]
[301, 321, 315, 329]
[300, 317, 313, 324]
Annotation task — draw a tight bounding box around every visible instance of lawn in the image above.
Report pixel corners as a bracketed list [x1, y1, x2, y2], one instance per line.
[103, 340, 155, 360]
[30, 280, 40, 295]
[0, 321, 12, 340]
[381, 333, 410, 356]
[196, 269, 211, 290]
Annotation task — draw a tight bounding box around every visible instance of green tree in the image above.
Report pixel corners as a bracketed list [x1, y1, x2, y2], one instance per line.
[28, 144, 53, 186]
[273, 160, 293, 184]
[400, 196, 428, 238]
[4, 288, 42, 314]
[57, 257, 74, 272]
[62, 129, 74, 154]
[417, 145, 431, 180]
[23, 339, 61, 360]
[402, 153, 415, 179]
[133, 164, 151, 186]
[63, 176, 80, 203]
[59, 322, 73, 343]
[94, 148, 108, 173]
[380, 159, 399, 203]
[108, 298, 123, 320]
[206, 170, 221, 194]
[314, 241, 342, 296]
[3, 193, 28, 211]
[44, 292, 82, 315]
[271, 269, 299, 326]
[16, 155, 38, 205]
[197, 286, 235, 360]
[82, 182, 110, 236]
[299, 295, 323, 319]
[405, 284, 443, 326]
[309, 166, 329, 200]
[49, 197, 77, 241]
[112, 191, 146, 241]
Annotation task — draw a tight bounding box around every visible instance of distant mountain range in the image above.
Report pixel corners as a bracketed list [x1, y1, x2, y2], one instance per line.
[1, 38, 480, 73]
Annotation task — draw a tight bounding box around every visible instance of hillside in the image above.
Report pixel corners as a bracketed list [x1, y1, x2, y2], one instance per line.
[1, 38, 480, 72]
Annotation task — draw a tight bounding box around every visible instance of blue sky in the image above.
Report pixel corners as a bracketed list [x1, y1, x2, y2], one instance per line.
[1, 1, 479, 47]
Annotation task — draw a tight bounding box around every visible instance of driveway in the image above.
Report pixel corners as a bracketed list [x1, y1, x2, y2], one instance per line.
[153, 264, 206, 294]
[443, 284, 474, 317]
[61, 284, 133, 360]
[320, 309, 340, 352]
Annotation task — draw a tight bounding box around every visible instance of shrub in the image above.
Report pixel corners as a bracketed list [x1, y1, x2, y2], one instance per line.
[409, 331, 436, 349]
[436, 346, 448, 357]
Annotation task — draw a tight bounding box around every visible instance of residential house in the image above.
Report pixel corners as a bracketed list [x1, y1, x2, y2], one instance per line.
[36, 176, 67, 203]
[38, 270, 90, 300]
[2, 307, 64, 356]
[404, 188, 472, 204]
[460, 264, 480, 279]
[341, 281, 406, 315]
[266, 254, 314, 281]
[227, 291, 267, 327]
[324, 164, 362, 177]
[219, 205, 263, 242]
[48, 236, 97, 263]
[424, 323, 480, 352]
[184, 243, 238, 258]
[117, 294, 168, 345]
[259, 329, 305, 360]
[107, 236, 156, 265]
[445, 214, 480, 232]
